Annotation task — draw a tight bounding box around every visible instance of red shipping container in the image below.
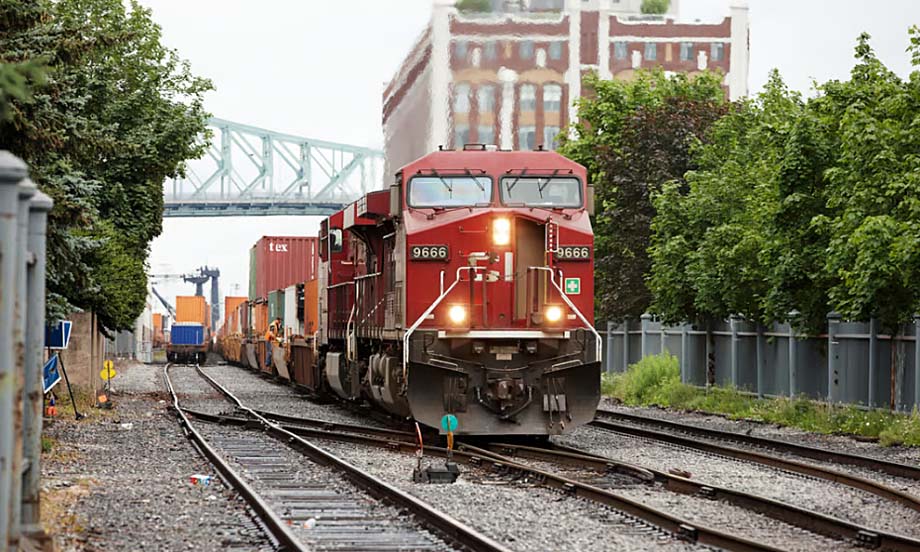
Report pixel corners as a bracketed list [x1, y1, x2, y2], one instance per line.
[252, 236, 319, 301]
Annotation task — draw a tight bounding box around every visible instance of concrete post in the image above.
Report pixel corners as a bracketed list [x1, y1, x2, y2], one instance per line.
[730, 314, 741, 387]
[756, 323, 765, 398]
[622, 319, 630, 371]
[660, 322, 667, 355]
[640, 313, 652, 359]
[914, 315, 920, 411]
[0, 151, 27, 550]
[869, 317, 878, 408]
[606, 320, 615, 373]
[680, 323, 689, 384]
[10, 178, 36, 544]
[21, 190, 52, 529]
[827, 312, 842, 402]
[787, 312, 799, 398]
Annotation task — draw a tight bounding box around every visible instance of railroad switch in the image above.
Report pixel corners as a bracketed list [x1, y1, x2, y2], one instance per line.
[412, 461, 460, 484]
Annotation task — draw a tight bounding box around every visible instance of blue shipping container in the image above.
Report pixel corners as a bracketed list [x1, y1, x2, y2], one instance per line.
[171, 324, 204, 346]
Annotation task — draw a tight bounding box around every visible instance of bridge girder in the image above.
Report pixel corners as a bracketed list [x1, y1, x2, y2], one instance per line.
[164, 117, 383, 217]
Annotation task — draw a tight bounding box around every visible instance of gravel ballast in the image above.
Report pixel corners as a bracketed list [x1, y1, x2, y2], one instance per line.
[42, 361, 269, 551]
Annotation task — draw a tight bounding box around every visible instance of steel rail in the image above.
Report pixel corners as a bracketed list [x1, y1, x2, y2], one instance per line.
[480, 441, 920, 552]
[590, 416, 920, 514]
[180, 406, 778, 551]
[163, 364, 307, 552]
[192, 365, 511, 552]
[597, 408, 920, 481]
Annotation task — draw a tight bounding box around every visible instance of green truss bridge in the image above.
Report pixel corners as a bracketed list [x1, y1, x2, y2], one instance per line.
[164, 118, 384, 217]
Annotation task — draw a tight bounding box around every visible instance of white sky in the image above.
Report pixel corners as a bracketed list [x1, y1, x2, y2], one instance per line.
[144, 0, 920, 318]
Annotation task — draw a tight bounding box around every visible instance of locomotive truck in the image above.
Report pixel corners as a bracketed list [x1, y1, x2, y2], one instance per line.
[307, 146, 600, 435]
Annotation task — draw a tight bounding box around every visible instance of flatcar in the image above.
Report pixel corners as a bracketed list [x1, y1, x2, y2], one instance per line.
[305, 146, 601, 435]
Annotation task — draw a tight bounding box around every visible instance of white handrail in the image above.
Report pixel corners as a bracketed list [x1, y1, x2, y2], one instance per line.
[403, 266, 484, 371]
[529, 266, 602, 361]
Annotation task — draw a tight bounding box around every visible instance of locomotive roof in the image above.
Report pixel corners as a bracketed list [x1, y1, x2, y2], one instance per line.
[398, 148, 586, 177]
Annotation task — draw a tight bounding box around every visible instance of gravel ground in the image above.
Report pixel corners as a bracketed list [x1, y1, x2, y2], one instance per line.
[42, 361, 269, 551]
[602, 399, 920, 465]
[317, 438, 709, 552]
[556, 424, 920, 539]
[169, 364, 236, 416]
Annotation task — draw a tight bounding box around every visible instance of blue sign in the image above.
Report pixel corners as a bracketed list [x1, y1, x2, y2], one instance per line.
[43, 354, 61, 394]
[45, 320, 72, 350]
[440, 414, 458, 433]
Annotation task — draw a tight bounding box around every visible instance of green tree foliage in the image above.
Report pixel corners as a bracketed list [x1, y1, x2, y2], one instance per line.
[649, 29, 920, 333]
[456, 0, 492, 13]
[0, 0, 211, 331]
[641, 0, 670, 15]
[559, 70, 727, 320]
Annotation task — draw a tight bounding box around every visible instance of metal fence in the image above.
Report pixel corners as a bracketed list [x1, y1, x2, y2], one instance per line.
[599, 313, 920, 411]
[0, 151, 53, 550]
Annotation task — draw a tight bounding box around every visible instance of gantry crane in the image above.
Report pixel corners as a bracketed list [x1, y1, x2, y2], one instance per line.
[150, 266, 221, 328]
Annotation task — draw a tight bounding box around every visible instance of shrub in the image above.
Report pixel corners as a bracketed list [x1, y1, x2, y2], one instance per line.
[612, 353, 680, 405]
[640, 0, 670, 15]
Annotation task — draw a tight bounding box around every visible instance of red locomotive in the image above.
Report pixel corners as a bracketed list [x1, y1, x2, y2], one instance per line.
[311, 146, 600, 435]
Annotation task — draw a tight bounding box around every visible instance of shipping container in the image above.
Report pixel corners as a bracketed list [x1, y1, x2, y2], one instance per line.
[170, 323, 205, 346]
[153, 313, 164, 345]
[254, 302, 269, 337]
[283, 285, 301, 337]
[268, 290, 285, 323]
[239, 301, 250, 336]
[176, 296, 208, 325]
[224, 296, 247, 327]
[303, 279, 319, 336]
[250, 236, 319, 301]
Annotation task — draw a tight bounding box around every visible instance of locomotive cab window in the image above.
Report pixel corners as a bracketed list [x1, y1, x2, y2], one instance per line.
[330, 228, 343, 253]
[408, 176, 492, 208]
[500, 176, 582, 208]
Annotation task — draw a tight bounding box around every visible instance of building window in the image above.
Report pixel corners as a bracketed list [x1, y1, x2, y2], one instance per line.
[680, 42, 694, 61]
[518, 126, 537, 150]
[455, 40, 468, 59]
[543, 84, 562, 112]
[478, 84, 496, 112]
[543, 126, 561, 150]
[453, 83, 470, 113]
[614, 41, 628, 60]
[549, 42, 563, 60]
[644, 42, 657, 61]
[454, 124, 470, 147]
[519, 84, 536, 111]
[711, 42, 725, 62]
[484, 41, 497, 60]
[478, 125, 495, 145]
[520, 40, 534, 59]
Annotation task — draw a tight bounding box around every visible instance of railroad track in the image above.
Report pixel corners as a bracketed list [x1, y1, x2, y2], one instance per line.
[192, 365, 780, 552]
[220, 407, 920, 551]
[591, 409, 920, 514]
[165, 363, 508, 552]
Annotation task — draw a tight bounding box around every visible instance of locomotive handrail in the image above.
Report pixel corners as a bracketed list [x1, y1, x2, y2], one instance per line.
[403, 265, 486, 371]
[528, 266, 602, 361]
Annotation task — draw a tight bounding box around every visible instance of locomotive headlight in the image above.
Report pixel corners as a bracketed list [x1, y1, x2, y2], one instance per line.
[448, 305, 467, 325]
[545, 305, 564, 323]
[493, 218, 511, 246]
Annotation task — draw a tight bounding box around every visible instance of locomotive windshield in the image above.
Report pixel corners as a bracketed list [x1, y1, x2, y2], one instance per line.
[500, 176, 582, 208]
[408, 176, 492, 208]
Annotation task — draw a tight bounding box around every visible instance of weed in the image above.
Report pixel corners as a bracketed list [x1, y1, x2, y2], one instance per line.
[604, 353, 920, 447]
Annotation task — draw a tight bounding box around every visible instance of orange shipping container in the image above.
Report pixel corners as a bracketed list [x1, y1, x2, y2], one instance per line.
[224, 296, 247, 326]
[176, 296, 208, 325]
[254, 303, 269, 337]
[303, 279, 319, 336]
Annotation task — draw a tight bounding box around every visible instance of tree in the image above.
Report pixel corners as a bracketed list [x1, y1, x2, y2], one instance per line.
[456, 0, 492, 13]
[559, 70, 727, 321]
[0, 0, 211, 330]
[641, 0, 670, 15]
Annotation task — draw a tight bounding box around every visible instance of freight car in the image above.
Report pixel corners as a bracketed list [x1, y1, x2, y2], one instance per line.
[167, 322, 208, 364]
[297, 146, 601, 436]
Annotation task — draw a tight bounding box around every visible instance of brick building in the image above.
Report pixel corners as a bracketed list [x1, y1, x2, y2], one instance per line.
[382, 0, 749, 176]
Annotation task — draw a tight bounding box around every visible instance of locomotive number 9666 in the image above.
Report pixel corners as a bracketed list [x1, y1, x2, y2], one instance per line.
[410, 245, 449, 261]
[556, 245, 592, 261]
